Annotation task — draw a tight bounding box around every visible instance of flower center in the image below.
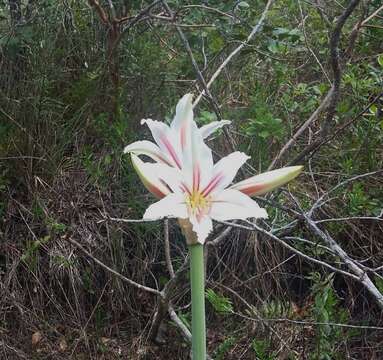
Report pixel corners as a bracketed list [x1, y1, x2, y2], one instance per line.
[186, 191, 211, 217]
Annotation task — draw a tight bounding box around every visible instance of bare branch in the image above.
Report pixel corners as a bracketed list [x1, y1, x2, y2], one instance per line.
[193, 0, 274, 108]
[168, 305, 191, 342]
[315, 213, 383, 224]
[237, 313, 383, 331]
[268, 86, 334, 170]
[310, 169, 383, 215]
[304, 216, 383, 310]
[163, 219, 175, 278]
[148, 255, 189, 342]
[66, 236, 161, 296]
[207, 226, 233, 247]
[160, 0, 222, 120]
[88, 0, 109, 25]
[271, 0, 361, 167]
[106, 0, 117, 21]
[294, 90, 383, 163]
[218, 220, 360, 281]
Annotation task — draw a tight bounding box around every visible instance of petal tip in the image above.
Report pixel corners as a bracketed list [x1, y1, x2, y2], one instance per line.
[141, 118, 153, 126]
[288, 165, 304, 177]
[182, 93, 193, 102]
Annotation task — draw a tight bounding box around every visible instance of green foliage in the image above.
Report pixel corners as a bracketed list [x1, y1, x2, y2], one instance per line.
[51, 255, 74, 269]
[1, 1, 382, 358]
[82, 266, 95, 295]
[195, 110, 217, 126]
[244, 94, 284, 141]
[374, 276, 383, 295]
[214, 336, 236, 360]
[267, 27, 303, 55]
[252, 339, 277, 360]
[259, 299, 291, 319]
[206, 289, 233, 315]
[21, 235, 51, 270]
[309, 273, 349, 360]
[176, 311, 191, 331]
[346, 182, 380, 216]
[46, 218, 67, 234]
[0, 168, 9, 217]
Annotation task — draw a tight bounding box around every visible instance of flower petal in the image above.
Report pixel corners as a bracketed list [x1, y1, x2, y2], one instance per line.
[200, 120, 231, 139]
[183, 120, 214, 191]
[201, 151, 249, 196]
[230, 166, 303, 196]
[141, 118, 183, 169]
[131, 154, 171, 198]
[124, 140, 172, 165]
[189, 215, 213, 244]
[153, 163, 185, 194]
[210, 189, 268, 221]
[171, 93, 193, 133]
[143, 193, 188, 220]
[133, 155, 186, 194]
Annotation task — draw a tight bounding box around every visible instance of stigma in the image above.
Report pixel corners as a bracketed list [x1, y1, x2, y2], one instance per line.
[186, 191, 211, 218]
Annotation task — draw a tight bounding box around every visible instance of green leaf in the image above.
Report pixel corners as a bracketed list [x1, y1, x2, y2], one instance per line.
[237, 1, 250, 9]
[378, 54, 383, 67]
[206, 289, 233, 315]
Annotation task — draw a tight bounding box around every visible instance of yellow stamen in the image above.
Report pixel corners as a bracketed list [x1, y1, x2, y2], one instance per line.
[187, 191, 211, 215]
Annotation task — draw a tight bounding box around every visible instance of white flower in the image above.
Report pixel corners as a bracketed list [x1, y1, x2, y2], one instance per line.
[124, 94, 303, 244]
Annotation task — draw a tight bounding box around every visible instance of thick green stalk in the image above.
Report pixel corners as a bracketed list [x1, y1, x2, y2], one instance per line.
[190, 243, 206, 360]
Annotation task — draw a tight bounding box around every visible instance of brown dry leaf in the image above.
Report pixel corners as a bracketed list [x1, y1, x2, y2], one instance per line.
[100, 337, 110, 345]
[32, 331, 42, 346]
[59, 337, 68, 352]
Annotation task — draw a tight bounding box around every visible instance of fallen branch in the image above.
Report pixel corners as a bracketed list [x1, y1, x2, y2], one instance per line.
[67, 236, 161, 296]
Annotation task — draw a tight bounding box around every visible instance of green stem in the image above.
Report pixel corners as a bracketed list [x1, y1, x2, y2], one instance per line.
[190, 243, 206, 360]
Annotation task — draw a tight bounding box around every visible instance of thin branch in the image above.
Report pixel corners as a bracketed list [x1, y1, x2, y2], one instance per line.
[97, 215, 154, 224]
[361, 4, 383, 26]
[180, 5, 235, 20]
[164, 219, 175, 278]
[168, 305, 191, 342]
[148, 255, 189, 342]
[193, 0, 274, 107]
[237, 313, 383, 331]
[161, 0, 222, 120]
[310, 169, 383, 215]
[66, 237, 161, 296]
[304, 216, 383, 310]
[268, 86, 334, 170]
[219, 215, 383, 310]
[315, 213, 383, 224]
[207, 226, 233, 247]
[294, 90, 383, 163]
[271, 0, 361, 167]
[298, 0, 331, 84]
[106, 0, 117, 21]
[88, 0, 109, 25]
[218, 221, 359, 281]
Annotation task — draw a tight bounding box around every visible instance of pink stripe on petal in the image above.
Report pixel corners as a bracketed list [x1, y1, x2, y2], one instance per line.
[160, 135, 182, 169]
[193, 164, 201, 191]
[157, 154, 173, 166]
[146, 183, 168, 199]
[180, 123, 187, 150]
[180, 182, 191, 195]
[201, 173, 224, 197]
[235, 184, 265, 196]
